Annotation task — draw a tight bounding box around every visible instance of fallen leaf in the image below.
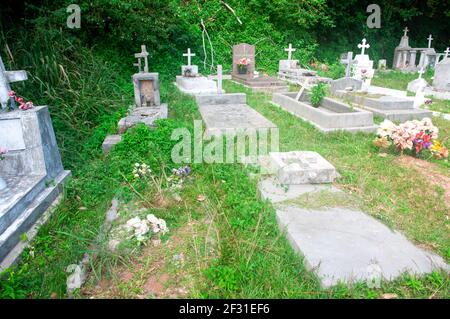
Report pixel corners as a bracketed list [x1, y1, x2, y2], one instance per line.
[79, 207, 87, 211]
[378, 153, 388, 158]
[50, 292, 58, 299]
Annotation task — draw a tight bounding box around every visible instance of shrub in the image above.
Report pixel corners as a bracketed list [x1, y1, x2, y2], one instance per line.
[310, 82, 327, 107]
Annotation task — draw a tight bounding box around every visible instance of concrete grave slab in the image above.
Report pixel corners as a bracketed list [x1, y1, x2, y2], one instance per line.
[118, 105, 168, 134]
[175, 76, 221, 95]
[258, 177, 340, 203]
[276, 206, 448, 288]
[269, 151, 338, 184]
[196, 93, 277, 137]
[102, 135, 122, 154]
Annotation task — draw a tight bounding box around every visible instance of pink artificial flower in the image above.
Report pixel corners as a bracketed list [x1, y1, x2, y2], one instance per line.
[15, 96, 24, 103]
[8, 90, 16, 97]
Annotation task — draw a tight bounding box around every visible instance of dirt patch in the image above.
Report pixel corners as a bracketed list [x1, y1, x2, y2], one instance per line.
[395, 156, 450, 206]
[144, 273, 170, 296]
[81, 217, 216, 299]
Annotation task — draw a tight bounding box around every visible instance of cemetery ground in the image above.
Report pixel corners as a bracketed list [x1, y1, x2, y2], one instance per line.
[1, 69, 448, 299]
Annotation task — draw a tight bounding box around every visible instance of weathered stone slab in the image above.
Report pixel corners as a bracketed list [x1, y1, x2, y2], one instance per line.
[196, 93, 246, 106]
[276, 206, 448, 288]
[118, 105, 168, 134]
[175, 76, 221, 95]
[259, 177, 339, 203]
[269, 151, 338, 184]
[198, 96, 277, 137]
[102, 135, 122, 154]
[0, 106, 70, 265]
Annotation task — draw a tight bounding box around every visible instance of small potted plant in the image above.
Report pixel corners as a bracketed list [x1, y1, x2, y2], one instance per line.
[0, 147, 7, 190]
[237, 57, 251, 74]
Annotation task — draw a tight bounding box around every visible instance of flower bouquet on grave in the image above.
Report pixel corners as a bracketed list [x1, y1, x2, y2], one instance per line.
[237, 57, 251, 74]
[373, 118, 448, 159]
[6, 91, 33, 111]
[0, 147, 8, 190]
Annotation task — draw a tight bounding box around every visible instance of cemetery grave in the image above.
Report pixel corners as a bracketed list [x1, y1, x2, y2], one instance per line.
[0, 55, 71, 270]
[175, 48, 223, 95]
[253, 151, 447, 287]
[272, 88, 377, 133]
[231, 43, 288, 93]
[330, 77, 432, 122]
[278, 44, 332, 85]
[102, 45, 168, 153]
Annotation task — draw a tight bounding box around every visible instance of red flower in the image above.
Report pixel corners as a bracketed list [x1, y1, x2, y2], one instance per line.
[15, 96, 24, 103]
[8, 90, 16, 97]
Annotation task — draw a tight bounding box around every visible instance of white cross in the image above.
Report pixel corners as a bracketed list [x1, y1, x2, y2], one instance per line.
[183, 48, 195, 66]
[134, 45, 149, 73]
[357, 38, 370, 56]
[417, 67, 425, 79]
[217, 65, 223, 94]
[0, 55, 28, 110]
[403, 27, 409, 37]
[284, 43, 296, 61]
[445, 47, 450, 59]
[427, 34, 433, 48]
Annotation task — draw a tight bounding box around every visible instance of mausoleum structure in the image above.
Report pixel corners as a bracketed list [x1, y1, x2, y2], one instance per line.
[393, 29, 440, 71]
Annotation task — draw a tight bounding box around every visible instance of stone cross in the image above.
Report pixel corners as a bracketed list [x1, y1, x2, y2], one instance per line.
[217, 65, 223, 94]
[403, 27, 409, 37]
[295, 79, 310, 101]
[417, 67, 425, 79]
[134, 45, 149, 73]
[357, 39, 370, 56]
[183, 48, 195, 66]
[0, 55, 28, 110]
[427, 34, 433, 48]
[285, 43, 296, 61]
[341, 52, 355, 77]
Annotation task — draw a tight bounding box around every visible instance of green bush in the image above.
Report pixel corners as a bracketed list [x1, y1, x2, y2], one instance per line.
[310, 82, 327, 107]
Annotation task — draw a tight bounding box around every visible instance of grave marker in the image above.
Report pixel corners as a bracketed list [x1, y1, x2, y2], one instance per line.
[0, 56, 28, 110]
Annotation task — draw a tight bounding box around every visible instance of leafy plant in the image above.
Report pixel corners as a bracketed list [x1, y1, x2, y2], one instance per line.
[310, 82, 327, 107]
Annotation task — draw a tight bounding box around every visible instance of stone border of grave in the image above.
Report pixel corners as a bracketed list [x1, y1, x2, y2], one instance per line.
[271, 92, 377, 133]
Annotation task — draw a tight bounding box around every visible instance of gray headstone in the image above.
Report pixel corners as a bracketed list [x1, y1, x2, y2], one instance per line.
[232, 43, 255, 76]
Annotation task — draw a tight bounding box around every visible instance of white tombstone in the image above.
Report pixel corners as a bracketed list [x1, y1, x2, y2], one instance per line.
[353, 39, 374, 87]
[407, 68, 430, 93]
[378, 59, 387, 70]
[432, 48, 450, 91]
[0, 56, 28, 110]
